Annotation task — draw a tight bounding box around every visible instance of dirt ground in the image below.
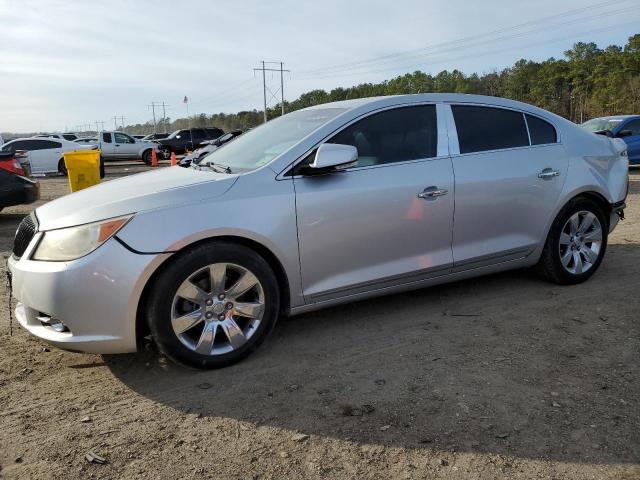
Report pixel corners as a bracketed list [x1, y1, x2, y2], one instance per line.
[0, 166, 639, 479]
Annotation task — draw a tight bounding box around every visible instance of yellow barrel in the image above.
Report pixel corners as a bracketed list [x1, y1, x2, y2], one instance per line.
[63, 150, 102, 192]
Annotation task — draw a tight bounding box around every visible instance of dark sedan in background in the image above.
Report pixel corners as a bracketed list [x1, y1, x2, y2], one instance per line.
[0, 149, 39, 212]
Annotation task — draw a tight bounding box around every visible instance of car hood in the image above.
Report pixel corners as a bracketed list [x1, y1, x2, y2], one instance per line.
[36, 167, 238, 231]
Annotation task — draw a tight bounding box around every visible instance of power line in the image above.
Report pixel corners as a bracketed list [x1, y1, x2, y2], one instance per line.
[253, 61, 290, 123]
[302, 16, 640, 85]
[297, 9, 640, 81]
[296, 0, 639, 79]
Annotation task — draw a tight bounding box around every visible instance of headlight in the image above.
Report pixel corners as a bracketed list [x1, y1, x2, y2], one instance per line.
[32, 215, 132, 261]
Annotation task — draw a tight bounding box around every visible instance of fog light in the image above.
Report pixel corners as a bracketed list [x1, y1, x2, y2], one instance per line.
[37, 313, 70, 333]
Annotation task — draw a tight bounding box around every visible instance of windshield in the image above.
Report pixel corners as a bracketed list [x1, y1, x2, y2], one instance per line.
[199, 108, 346, 172]
[167, 129, 182, 139]
[581, 118, 624, 132]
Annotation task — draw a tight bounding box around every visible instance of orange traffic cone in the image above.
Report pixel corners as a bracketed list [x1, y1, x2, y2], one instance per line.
[170, 152, 177, 166]
[151, 148, 158, 167]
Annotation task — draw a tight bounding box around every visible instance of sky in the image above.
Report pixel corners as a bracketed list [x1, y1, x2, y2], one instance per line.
[1, 0, 639, 133]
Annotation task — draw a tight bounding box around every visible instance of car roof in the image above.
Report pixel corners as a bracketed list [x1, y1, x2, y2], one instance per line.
[587, 115, 640, 121]
[303, 93, 571, 126]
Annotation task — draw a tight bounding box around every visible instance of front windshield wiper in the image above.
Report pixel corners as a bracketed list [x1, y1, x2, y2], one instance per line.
[197, 162, 232, 174]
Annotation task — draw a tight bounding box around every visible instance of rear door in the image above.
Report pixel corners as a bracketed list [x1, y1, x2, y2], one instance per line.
[26, 139, 62, 174]
[294, 104, 455, 302]
[100, 132, 115, 157]
[448, 104, 567, 269]
[191, 129, 206, 149]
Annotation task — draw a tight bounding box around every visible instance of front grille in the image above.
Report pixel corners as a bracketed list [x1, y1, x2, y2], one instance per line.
[13, 214, 37, 258]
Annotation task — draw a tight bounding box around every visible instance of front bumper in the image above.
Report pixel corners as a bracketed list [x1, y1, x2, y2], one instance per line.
[8, 236, 169, 354]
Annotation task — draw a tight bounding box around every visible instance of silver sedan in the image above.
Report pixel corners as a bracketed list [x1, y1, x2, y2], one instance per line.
[8, 94, 629, 368]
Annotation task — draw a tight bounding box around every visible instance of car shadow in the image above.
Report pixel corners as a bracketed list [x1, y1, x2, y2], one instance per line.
[106, 242, 640, 465]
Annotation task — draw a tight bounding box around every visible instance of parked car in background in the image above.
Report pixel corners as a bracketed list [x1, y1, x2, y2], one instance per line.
[156, 127, 224, 157]
[7, 94, 629, 369]
[1, 137, 98, 175]
[179, 129, 244, 167]
[96, 131, 161, 164]
[74, 137, 98, 144]
[582, 115, 640, 165]
[142, 133, 170, 141]
[36, 133, 79, 142]
[0, 149, 39, 211]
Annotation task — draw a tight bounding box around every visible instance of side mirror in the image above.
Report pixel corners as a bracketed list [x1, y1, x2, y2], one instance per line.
[617, 130, 633, 138]
[308, 143, 358, 172]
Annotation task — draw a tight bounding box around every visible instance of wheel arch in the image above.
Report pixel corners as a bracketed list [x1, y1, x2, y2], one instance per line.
[134, 235, 291, 348]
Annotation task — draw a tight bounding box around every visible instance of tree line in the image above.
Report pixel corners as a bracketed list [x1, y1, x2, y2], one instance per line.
[121, 35, 639, 135]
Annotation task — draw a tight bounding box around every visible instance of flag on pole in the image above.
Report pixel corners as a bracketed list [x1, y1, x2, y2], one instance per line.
[183, 96, 188, 104]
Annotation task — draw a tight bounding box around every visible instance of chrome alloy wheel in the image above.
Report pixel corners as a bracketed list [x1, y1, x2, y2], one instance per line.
[171, 263, 265, 356]
[558, 211, 603, 275]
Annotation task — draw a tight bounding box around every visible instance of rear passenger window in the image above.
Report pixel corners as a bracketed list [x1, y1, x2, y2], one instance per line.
[328, 105, 437, 167]
[452, 106, 529, 154]
[526, 114, 557, 145]
[103, 133, 112, 143]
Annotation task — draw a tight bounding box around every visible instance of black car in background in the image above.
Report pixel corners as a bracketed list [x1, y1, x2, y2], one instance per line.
[0, 149, 39, 212]
[155, 127, 224, 157]
[178, 129, 244, 168]
[142, 133, 170, 141]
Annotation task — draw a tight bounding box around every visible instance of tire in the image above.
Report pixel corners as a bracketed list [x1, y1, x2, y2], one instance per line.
[160, 147, 171, 160]
[58, 158, 67, 176]
[142, 149, 152, 165]
[536, 197, 608, 285]
[146, 241, 280, 368]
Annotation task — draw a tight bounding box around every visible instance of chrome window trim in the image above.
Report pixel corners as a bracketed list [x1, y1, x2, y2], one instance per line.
[446, 102, 562, 157]
[277, 102, 447, 179]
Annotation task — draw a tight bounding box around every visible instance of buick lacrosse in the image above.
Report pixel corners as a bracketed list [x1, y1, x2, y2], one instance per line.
[8, 94, 628, 368]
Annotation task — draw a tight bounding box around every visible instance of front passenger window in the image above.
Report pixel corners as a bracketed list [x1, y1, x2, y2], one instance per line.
[327, 105, 437, 167]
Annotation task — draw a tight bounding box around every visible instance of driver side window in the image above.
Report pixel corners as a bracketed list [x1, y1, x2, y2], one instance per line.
[623, 120, 640, 136]
[327, 105, 438, 167]
[114, 132, 134, 144]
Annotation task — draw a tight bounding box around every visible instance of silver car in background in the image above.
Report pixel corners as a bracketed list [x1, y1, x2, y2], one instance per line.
[8, 94, 629, 368]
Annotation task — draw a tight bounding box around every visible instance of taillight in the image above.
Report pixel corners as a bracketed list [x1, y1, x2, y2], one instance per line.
[0, 158, 26, 176]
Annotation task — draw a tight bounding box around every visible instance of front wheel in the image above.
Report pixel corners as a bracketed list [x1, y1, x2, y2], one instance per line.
[536, 197, 608, 285]
[142, 149, 152, 165]
[146, 242, 280, 368]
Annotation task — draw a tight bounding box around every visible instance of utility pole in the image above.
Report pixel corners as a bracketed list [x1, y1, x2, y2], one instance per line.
[162, 101, 168, 133]
[95, 120, 105, 132]
[253, 61, 290, 123]
[111, 115, 125, 130]
[148, 102, 166, 133]
[280, 62, 285, 116]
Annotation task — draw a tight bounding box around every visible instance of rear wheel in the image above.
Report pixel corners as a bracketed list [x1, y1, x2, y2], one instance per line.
[536, 197, 608, 284]
[58, 158, 67, 176]
[146, 242, 280, 368]
[142, 149, 152, 165]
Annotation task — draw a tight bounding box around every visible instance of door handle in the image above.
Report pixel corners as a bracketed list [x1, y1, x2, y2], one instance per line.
[417, 186, 448, 200]
[538, 168, 560, 180]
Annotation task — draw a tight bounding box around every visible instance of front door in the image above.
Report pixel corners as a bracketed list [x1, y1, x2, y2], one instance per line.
[449, 104, 568, 268]
[294, 105, 455, 302]
[618, 118, 640, 164]
[113, 132, 138, 157]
